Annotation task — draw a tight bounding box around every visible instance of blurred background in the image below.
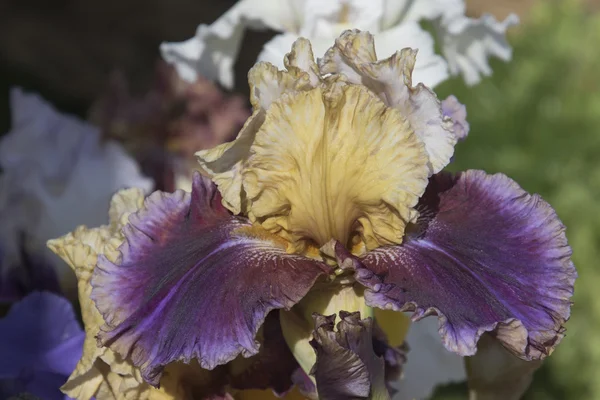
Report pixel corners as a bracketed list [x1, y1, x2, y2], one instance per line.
[0, 0, 598, 398]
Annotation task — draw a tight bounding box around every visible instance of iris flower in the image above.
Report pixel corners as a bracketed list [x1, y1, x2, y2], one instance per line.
[50, 31, 575, 399]
[0, 291, 85, 400]
[0, 88, 153, 297]
[88, 62, 249, 192]
[161, 0, 518, 89]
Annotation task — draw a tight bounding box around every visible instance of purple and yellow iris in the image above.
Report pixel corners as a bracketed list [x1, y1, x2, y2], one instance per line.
[49, 30, 575, 399]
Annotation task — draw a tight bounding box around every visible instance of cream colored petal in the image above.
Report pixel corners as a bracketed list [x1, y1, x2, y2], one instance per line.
[259, 34, 341, 86]
[320, 29, 378, 82]
[438, 11, 519, 86]
[283, 37, 321, 87]
[196, 110, 265, 214]
[47, 189, 182, 400]
[251, 38, 322, 112]
[197, 39, 321, 215]
[248, 62, 315, 112]
[160, 0, 298, 89]
[243, 85, 429, 252]
[320, 30, 456, 174]
[108, 187, 147, 231]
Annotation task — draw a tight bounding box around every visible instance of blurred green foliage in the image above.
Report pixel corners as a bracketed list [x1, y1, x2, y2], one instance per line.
[433, 0, 600, 398]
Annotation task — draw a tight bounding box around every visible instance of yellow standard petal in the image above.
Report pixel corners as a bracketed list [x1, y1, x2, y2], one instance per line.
[196, 39, 319, 215]
[47, 188, 185, 400]
[320, 30, 457, 174]
[243, 84, 429, 252]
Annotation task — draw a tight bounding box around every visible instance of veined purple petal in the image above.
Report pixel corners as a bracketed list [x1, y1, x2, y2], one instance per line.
[91, 173, 329, 385]
[310, 312, 390, 400]
[351, 171, 576, 360]
[289, 317, 406, 399]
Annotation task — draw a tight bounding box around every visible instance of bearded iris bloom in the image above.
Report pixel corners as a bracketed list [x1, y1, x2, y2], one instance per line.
[49, 31, 575, 399]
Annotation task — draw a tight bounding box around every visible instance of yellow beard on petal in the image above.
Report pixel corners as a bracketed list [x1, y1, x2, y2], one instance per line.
[243, 84, 429, 254]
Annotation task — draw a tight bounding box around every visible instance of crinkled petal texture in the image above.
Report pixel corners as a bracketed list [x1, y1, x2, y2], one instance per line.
[91, 174, 329, 385]
[199, 38, 431, 253]
[196, 38, 320, 216]
[47, 189, 182, 400]
[310, 312, 389, 400]
[348, 170, 576, 359]
[319, 30, 457, 174]
[0, 292, 84, 400]
[243, 85, 429, 252]
[197, 36, 459, 253]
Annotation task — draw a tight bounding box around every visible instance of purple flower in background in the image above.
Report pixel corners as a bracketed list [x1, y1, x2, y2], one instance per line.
[89, 61, 249, 192]
[0, 292, 84, 400]
[49, 31, 576, 399]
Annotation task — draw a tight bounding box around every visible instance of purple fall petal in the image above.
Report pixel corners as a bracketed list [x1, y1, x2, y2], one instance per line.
[0, 292, 84, 400]
[91, 173, 329, 385]
[310, 312, 390, 400]
[349, 170, 575, 360]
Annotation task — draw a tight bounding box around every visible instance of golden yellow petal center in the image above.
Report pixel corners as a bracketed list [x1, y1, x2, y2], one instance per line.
[243, 83, 429, 253]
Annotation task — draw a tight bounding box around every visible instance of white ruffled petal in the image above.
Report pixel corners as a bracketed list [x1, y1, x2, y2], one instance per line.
[438, 12, 519, 85]
[299, 0, 384, 37]
[160, 0, 298, 89]
[382, 0, 468, 31]
[257, 33, 298, 70]
[374, 21, 449, 88]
